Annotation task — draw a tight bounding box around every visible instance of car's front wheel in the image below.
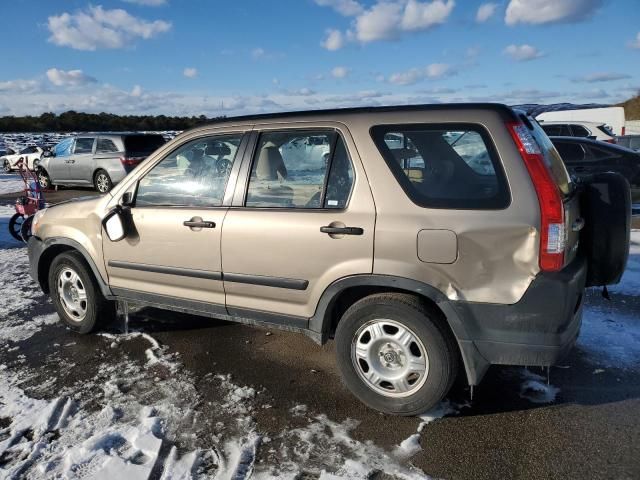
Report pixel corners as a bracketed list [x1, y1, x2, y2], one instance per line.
[335, 293, 459, 415]
[37, 169, 52, 189]
[48, 251, 116, 334]
[94, 170, 113, 193]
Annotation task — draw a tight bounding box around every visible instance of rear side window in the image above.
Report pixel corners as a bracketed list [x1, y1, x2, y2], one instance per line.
[371, 124, 509, 209]
[124, 135, 166, 154]
[74, 138, 95, 154]
[97, 138, 119, 153]
[245, 130, 354, 209]
[554, 142, 586, 162]
[570, 125, 590, 137]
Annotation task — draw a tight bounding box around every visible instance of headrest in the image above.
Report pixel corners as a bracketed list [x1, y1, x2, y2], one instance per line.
[256, 145, 287, 180]
[206, 143, 231, 156]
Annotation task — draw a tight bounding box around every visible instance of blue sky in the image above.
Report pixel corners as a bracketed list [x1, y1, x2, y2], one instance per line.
[0, 0, 638, 116]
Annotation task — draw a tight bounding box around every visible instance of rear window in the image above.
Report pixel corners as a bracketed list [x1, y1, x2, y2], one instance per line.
[597, 125, 614, 137]
[124, 135, 166, 154]
[371, 124, 510, 209]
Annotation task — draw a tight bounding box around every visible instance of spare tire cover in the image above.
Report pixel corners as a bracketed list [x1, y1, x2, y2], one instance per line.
[580, 172, 631, 287]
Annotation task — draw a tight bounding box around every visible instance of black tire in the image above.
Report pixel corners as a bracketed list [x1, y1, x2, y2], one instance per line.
[8, 213, 24, 241]
[94, 169, 113, 193]
[580, 172, 631, 287]
[20, 215, 33, 242]
[48, 251, 116, 334]
[335, 293, 458, 416]
[3, 159, 11, 173]
[37, 169, 52, 189]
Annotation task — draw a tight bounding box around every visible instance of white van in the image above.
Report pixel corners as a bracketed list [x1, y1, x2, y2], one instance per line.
[536, 107, 626, 136]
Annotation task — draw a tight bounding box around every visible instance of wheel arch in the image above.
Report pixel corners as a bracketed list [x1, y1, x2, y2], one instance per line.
[36, 238, 112, 298]
[309, 274, 488, 385]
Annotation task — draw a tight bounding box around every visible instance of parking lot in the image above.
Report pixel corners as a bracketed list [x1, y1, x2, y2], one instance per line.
[0, 183, 639, 479]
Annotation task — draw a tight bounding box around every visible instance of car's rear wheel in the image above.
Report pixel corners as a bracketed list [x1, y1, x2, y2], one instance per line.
[335, 293, 458, 415]
[3, 159, 11, 173]
[48, 251, 116, 334]
[94, 170, 113, 193]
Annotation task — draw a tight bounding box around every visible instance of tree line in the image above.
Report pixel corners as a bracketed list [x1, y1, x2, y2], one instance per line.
[0, 111, 226, 133]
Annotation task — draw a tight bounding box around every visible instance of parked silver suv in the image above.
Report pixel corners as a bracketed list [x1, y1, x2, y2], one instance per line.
[27, 104, 631, 415]
[37, 133, 166, 193]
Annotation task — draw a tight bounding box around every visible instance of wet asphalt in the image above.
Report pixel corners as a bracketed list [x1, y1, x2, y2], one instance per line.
[1, 187, 639, 479]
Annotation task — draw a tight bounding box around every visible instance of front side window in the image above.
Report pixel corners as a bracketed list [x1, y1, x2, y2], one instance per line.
[245, 130, 353, 209]
[54, 138, 73, 157]
[74, 138, 95, 154]
[136, 134, 243, 207]
[372, 124, 509, 209]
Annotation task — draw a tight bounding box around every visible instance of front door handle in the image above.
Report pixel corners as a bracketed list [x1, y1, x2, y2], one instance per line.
[184, 218, 216, 229]
[320, 226, 364, 235]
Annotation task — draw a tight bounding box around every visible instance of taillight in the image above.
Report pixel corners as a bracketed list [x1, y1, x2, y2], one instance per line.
[120, 156, 141, 167]
[604, 138, 616, 144]
[507, 122, 565, 272]
[622, 126, 626, 136]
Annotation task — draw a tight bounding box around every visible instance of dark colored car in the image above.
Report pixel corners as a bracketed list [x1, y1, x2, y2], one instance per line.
[550, 136, 640, 186]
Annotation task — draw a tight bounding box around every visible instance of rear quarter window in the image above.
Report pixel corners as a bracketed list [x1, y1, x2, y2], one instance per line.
[370, 124, 510, 209]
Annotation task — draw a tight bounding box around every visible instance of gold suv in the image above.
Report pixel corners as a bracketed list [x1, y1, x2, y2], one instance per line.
[28, 104, 631, 415]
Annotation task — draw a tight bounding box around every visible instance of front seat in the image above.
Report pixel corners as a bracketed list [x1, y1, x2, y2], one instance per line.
[247, 143, 293, 207]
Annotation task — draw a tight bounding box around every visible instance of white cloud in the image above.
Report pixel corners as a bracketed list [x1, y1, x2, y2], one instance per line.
[388, 63, 455, 85]
[47, 5, 171, 50]
[122, 0, 167, 5]
[0, 79, 41, 94]
[314, 0, 363, 16]
[573, 72, 632, 83]
[183, 67, 198, 78]
[630, 32, 640, 49]
[319, 0, 454, 49]
[505, 0, 603, 26]
[400, 0, 455, 32]
[321, 29, 346, 50]
[46, 68, 97, 87]
[131, 85, 143, 97]
[476, 3, 497, 23]
[331, 66, 349, 78]
[251, 47, 265, 58]
[504, 44, 544, 61]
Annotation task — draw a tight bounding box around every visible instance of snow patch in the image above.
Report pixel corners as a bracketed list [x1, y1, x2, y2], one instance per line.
[519, 369, 560, 404]
[0, 173, 24, 195]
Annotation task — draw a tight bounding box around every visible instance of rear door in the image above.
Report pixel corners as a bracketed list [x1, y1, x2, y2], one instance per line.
[68, 137, 96, 183]
[220, 125, 375, 321]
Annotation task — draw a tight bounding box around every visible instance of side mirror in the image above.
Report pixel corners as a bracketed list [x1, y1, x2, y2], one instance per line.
[102, 207, 127, 242]
[43, 150, 54, 158]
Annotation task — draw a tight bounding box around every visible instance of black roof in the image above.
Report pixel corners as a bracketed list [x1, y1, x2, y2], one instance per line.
[549, 136, 639, 153]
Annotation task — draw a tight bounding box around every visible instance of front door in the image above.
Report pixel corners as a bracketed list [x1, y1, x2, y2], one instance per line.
[48, 137, 74, 182]
[103, 132, 246, 309]
[221, 126, 376, 320]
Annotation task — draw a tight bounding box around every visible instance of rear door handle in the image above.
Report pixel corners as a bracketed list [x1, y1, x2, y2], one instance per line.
[184, 219, 216, 228]
[320, 226, 364, 235]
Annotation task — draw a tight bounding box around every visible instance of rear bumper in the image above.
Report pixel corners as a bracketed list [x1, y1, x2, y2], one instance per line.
[448, 256, 587, 384]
